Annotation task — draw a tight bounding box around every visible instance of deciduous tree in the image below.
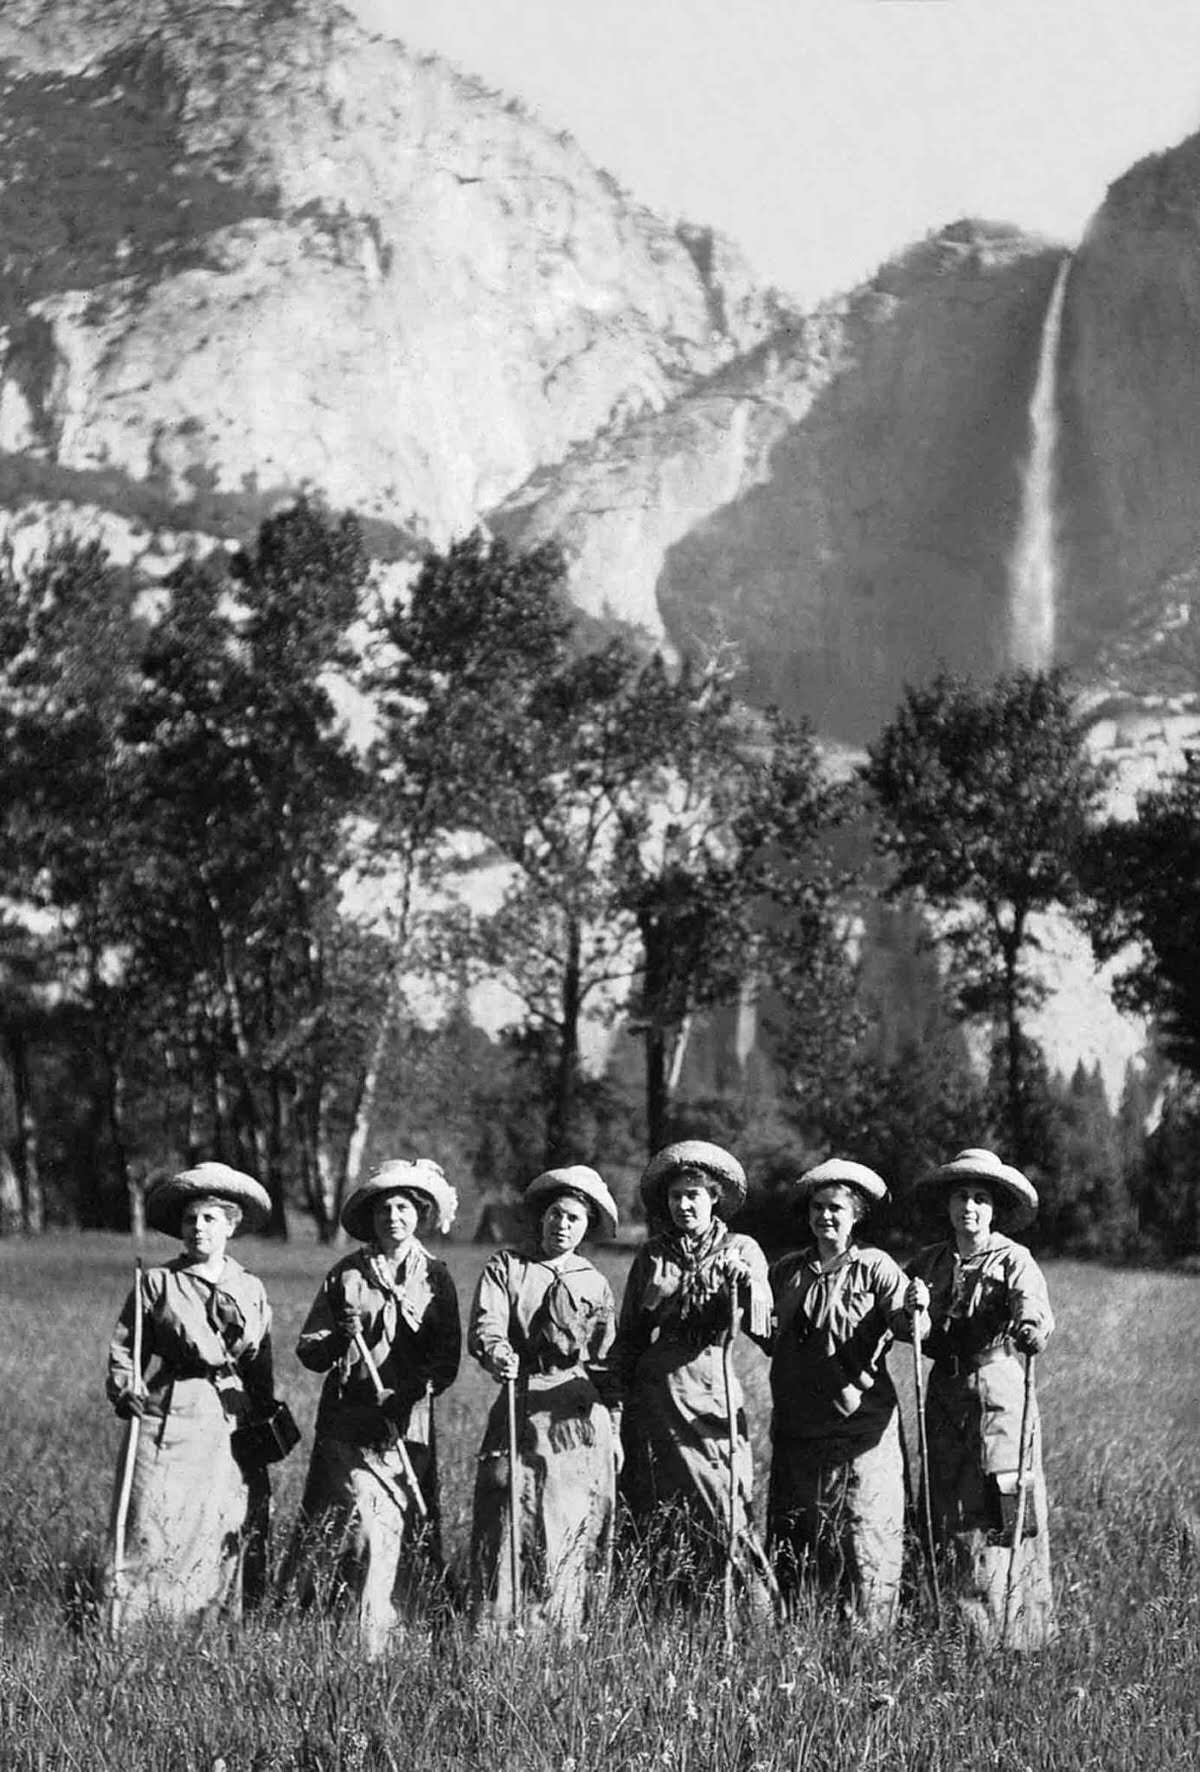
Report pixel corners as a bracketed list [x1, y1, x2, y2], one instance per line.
[864, 668, 1107, 1166]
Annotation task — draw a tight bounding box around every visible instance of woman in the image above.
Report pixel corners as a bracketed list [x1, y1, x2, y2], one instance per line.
[902, 1147, 1055, 1649]
[104, 1160, 276, 1630]
[767, 1158, 909, 1634]
[615, 1139, 776, 1614]
[290, 1158, 462, 1656]
[468, 1163, 621, 1638]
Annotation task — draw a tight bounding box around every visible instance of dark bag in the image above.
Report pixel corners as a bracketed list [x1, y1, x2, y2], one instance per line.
[232, 1399, 301, 1469]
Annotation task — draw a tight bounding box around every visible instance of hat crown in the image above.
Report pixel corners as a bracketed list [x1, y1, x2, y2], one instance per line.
[792, 1157, 888, 1205]
[640, 1140, 747, 1215]
[341, 1157, 458, 1240]
[524, 1164, 619, 1241]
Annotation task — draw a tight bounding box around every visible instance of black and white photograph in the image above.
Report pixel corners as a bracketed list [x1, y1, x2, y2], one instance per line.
[0, 2, 1197, 1766]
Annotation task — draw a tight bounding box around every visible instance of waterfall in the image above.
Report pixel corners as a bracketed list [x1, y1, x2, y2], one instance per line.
[1009, 256, 1071, 669]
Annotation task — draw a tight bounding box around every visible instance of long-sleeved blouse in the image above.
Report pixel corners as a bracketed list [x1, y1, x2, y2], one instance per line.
[108, 1255, 273, 1419]
[769, 1243, 908, 1443]
[469, 1246, 619, 1399]
[296, 1241, 461, 1446]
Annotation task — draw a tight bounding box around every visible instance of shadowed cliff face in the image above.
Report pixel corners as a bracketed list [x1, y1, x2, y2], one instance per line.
[1058, 135, 1200, 662]
[659, 233, 1066, 740]
[500, 225, 1066, 743]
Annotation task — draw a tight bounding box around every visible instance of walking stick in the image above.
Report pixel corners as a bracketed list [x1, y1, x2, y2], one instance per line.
[720, 1277, 739, 1648]
[108, 1257, 144, 1637]
[1003, 1352, 1036, 1647]
[910, 1304, 942, 1626]
[351, 1330, 428, 1520]
[505, 1374, 523, 1628]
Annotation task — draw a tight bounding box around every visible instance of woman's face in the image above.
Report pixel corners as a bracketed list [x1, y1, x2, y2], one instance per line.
[948, 1184, 994, 1240]
[540, 1193, 591, 1258]
[667, 1177, 717, 1236]
[372, 1189, 421, 1251]
[180, 1199, 234, 1262]
[808, 1185, 859, 1251]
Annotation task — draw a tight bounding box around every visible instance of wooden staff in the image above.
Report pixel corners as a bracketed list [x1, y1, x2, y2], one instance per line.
[505, 1375, 522, 1626]
[910, 1304, 942, 1626]
[352, 1330, 428, 1520]
[1003, 1352, 1037, 1646]
[720, 1277, 739, 1648]
[108, 1257, 144, 1637]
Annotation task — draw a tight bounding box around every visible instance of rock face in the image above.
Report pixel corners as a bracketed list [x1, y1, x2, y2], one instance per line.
[0, 0, 789, 557]
[502, 224, 1066, 741]
[1059, 137, 1200, 658]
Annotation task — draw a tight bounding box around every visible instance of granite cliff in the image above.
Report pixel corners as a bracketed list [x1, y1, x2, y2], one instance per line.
[0, 0, 788, 564]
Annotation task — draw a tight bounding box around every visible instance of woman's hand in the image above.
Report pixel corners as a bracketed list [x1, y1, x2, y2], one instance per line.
[717, 1251, 751, 1286]
[905, 1278, 931, 1315]
[335, 1306, 365, 1352]
[1012, 1322, 1046, 1356]
[489, 1345, 520, 1383]
[113, 1389, 147, 1421]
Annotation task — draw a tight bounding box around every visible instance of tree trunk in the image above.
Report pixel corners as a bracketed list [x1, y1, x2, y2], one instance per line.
[205, 903, 280, 1232]
[546, 919, 583, 1166]
[1003, 937, 1024, 1167]
[100, 1022, 131, 1222]
[0, 1145, 23, 1236]
[334, 972, 403, 1246]
[127, 1170, 146, 1240]
[639, 914, 674, 1157]
[8, 1028, 43, 1232]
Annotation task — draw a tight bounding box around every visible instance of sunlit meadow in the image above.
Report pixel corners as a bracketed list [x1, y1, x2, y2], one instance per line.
[0, 1235, 1197, 1770]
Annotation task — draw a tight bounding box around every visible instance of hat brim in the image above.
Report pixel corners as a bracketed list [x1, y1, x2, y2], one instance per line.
[639, 1141, 747, 1219]
[915, 1160, 1038, 1230]
[340, 1171, 458, 1242]
[524, 1167, 619, 1243]
[147, 1169, 271, 1240]
[788, 1159, 889, 1208]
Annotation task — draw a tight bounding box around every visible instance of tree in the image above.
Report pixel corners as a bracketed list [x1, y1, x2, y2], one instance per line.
[376, 536, 853, 1164]
[864, 668, 1108, 1167]
[610, 660, 852, 1153]
[1083, 749, 1200, 1077]
[0, 536, 144, 1226]
[124, 501, 371, 1233]
[373, 532, 614, 1166]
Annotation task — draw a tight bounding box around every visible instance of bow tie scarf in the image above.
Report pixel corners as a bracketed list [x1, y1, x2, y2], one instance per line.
[526, 1269, 589, 1370]
[670, 1222, 772, 1340]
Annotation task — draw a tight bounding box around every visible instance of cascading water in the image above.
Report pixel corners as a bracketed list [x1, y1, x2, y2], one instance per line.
[1009, 256, 1071, 669]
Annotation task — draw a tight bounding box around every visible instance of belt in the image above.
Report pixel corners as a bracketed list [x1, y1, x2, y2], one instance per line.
[935, 1343, 1014, 1378]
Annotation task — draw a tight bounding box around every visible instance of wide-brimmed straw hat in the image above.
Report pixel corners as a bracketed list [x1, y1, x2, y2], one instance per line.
[524, 1165, 619, 1243]
[341, 1158, 459, 1242]
[639, 1140, 747, 1219]
[785, 1157, 889, 1210]
[147, 1161, 271, 1239]
[916, 1147, 1038, 1230]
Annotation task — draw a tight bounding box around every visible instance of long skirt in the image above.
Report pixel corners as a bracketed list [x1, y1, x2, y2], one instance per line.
[470, 1370, 614, 1639]
[284, 1433, 437, 1658]
[104, 1377, 248, 1630]
[924, 1360, 1055, 1649]
[621, 1338, 775, 1613]
[767, 1414, 905, 1634]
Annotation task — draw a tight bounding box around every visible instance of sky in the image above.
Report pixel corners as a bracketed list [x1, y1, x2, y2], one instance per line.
[347, 0, 1200, 306]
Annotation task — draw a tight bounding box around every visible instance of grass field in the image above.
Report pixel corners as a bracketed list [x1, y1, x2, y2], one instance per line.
[0, 1233, 1197, 1770]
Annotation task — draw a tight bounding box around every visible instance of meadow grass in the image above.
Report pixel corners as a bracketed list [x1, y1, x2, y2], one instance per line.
[0, 1235, 1197, 1770]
